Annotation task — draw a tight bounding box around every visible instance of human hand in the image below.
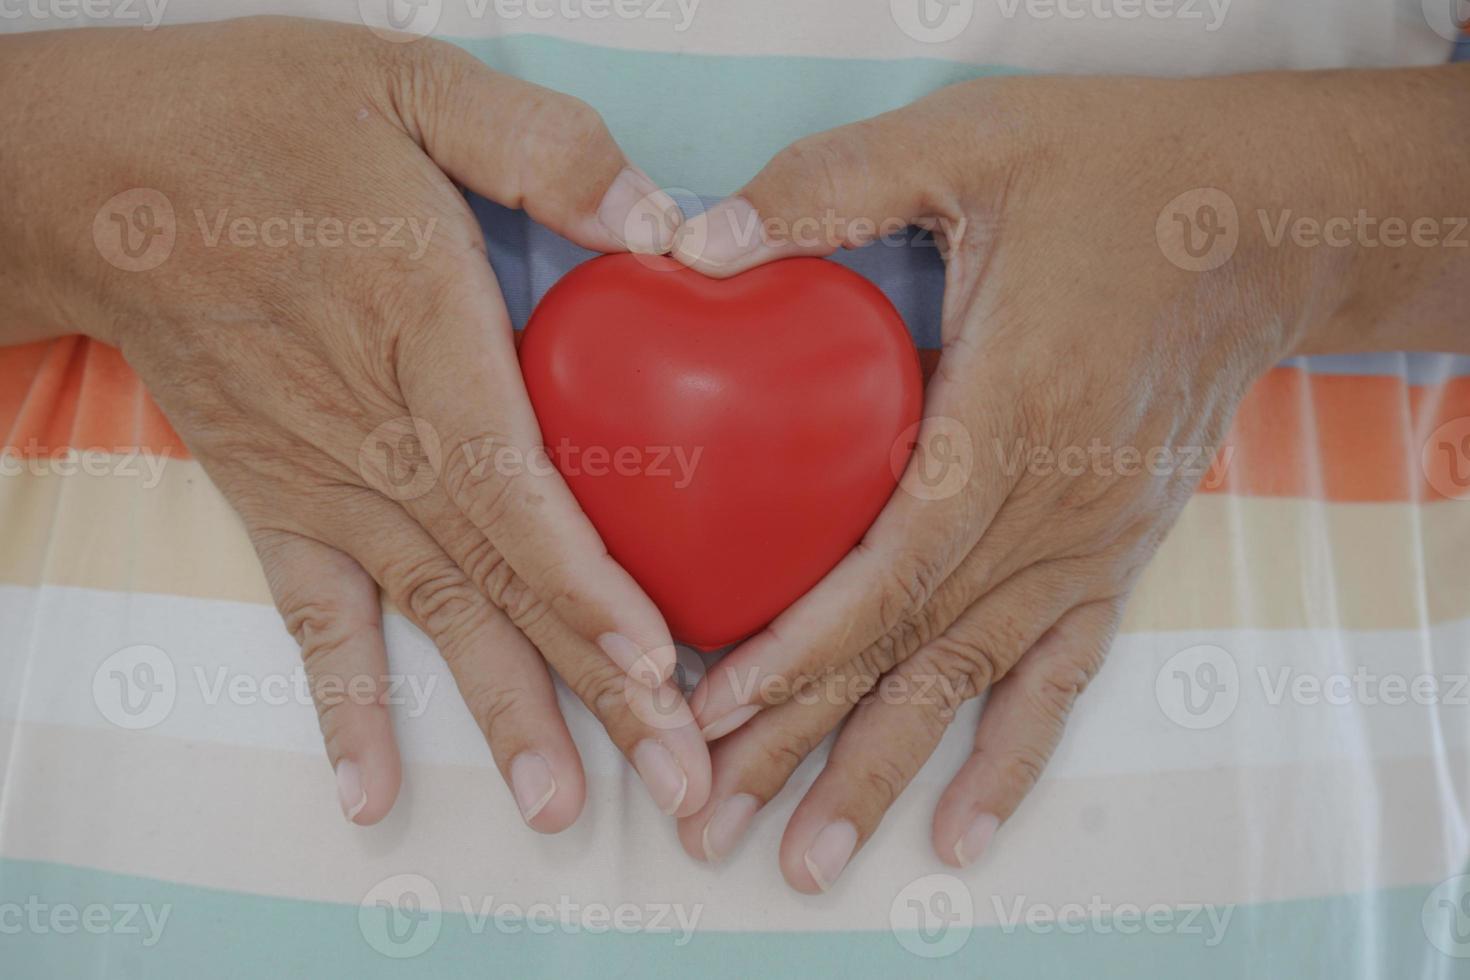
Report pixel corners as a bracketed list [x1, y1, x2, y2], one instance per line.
[668, 67, 1470, 889]
[0, 17, 710, 828]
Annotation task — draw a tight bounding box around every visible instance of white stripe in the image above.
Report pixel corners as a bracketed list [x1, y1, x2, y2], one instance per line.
[0, 0, 1449, 72]
[1, 721, 1464, 929]
[4, 585, 1469, 778]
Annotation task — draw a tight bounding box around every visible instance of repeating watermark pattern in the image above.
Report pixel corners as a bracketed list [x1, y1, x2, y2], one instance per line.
[993, 0, 1230, 30]
[359, 416, 444, 503]
[93, 189, 442, 273]
[357, 418, 706, 504]
[195, 210, 438, 258]
[890, 0, 976, 43]
[0, 441, 172, 489]
[700, 661, 971, 717]
[356, 0, 699, 42]
[1259, 210, 1468, 251]
[1422, 0, 1470, 42]
[893, 417, 976, 502]
[358, 0, 444, 41]
[93, 645, 178, 731]
[358, 874, 703, 958]
[1154, 644, 1239, 730]
[994, 437, 1232, 486]
[360, 874, 442, 959]
[0, 0, 169, 28]
[1422, 417, 1470, 502]
[460, 436, 704, 490]
[1424, 874, 1470, 958]
[890, 874, 974, 958]
[1156, 188, 1239, 272]
[992, 894, 1234, 945]
[92, 644, 440, 731]
[1158, 187, 1467, 272]
[93, 188, 176, 273]
[1157, 644, 1470, 731]
[887, 873, 1234, 957]
[0, 897, 171, 946]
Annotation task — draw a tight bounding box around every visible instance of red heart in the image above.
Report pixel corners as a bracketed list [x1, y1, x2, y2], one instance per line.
[520, 254, 923, 650]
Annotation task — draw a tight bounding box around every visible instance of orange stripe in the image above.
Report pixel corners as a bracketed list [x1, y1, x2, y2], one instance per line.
[2, 337, 1467, 502]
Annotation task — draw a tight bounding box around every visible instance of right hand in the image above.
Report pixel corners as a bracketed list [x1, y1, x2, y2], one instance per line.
[0, 17, 709, 828]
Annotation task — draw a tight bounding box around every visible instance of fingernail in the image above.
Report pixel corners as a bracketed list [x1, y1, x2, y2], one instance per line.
[598, 632, 667, 688]
[335, 759, 368, 823]
[598, 168, 680, 255]
[633, 740, 688, 815]
[675, 197, 764, 271]
[954, 813, 999, 868]
[701, 794, 760, 863]
[803, 820, 858, 892]
[510, 752, 558, 824]
[699, 703, 761, 741]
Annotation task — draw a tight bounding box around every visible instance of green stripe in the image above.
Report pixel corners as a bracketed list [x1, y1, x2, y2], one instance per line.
[0, 858, 1459, 979]
[446, 35, 1020, 196]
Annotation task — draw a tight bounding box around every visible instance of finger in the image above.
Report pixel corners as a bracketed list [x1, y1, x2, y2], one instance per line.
[678, 537, 1006, 861]
[388, 254, 679, 689]
[306, 491, 590, 832]
[776, 563, 1081, 893]
[692, 367, 1014, 738]
[252, 529, 402, 826]
[397, 487, 712, 819]
[933, 597, 1124, 869]
[405, 42, 681, 254]
[676, 679, 860, 864]
[669, 105, 965, 277]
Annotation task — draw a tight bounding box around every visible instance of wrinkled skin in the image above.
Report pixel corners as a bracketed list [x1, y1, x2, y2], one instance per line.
[671, 68, 1470, 890]
[0, 17, 711, 829]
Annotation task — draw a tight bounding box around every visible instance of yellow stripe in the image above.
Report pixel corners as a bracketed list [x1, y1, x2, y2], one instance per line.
[2, 458, 1467, 631]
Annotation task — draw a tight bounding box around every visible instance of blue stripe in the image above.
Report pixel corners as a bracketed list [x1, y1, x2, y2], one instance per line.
[0, 858, 1457, 980]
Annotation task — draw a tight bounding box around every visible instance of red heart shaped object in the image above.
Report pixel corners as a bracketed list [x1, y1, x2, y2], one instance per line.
[520, 253, 922, 650]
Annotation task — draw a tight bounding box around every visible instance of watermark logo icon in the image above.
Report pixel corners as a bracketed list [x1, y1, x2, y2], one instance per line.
[358, 0, 442, 41]
[93, 644, 177, 730]
[1156, 188, 1238, 272]
[890, 0, 975, 42]
[1422, 0, 1470, 41]
[893, 417, 975, 502]
[360, 874, 442, 958]
[1155, 644, 1238, 730]
[1423, 417, 1470, 501]
[890, 873, 974, 958]
[1423, 874, 1470, 957]
[359, 417, 442, 502]
[93, 188, 175, 273]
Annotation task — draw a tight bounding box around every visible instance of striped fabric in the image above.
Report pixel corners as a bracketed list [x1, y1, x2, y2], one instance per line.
[1, 3, 1467, 978]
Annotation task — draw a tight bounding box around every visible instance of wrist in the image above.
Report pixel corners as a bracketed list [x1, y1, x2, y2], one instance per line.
[1219, 67, 1470, 357]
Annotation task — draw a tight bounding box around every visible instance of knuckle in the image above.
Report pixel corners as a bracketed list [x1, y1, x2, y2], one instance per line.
[859, 753, 912, 809]
[922, 639, 998, 714]
[766, 131, 864, 220]
[996, 745, 1050, 800]
[756, 734, 814, 778]
[396, 558, 484, 645]
[1025, 655, 1100, 723]
[569, 660, 630, 723]
[458, 673, 528, 744]
[875, 551, 945, 635]
[461, 539, 552, 632]
[441, 433, 520, 531]
[519, 93, 615, 180]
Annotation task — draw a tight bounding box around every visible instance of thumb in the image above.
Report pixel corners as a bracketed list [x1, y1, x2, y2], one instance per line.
[670, 110, 952, 277]
[400, 42, 681, 255]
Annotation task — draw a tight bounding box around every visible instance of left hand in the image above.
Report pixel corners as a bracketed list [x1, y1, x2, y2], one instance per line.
[666, 68, 1470, 890]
